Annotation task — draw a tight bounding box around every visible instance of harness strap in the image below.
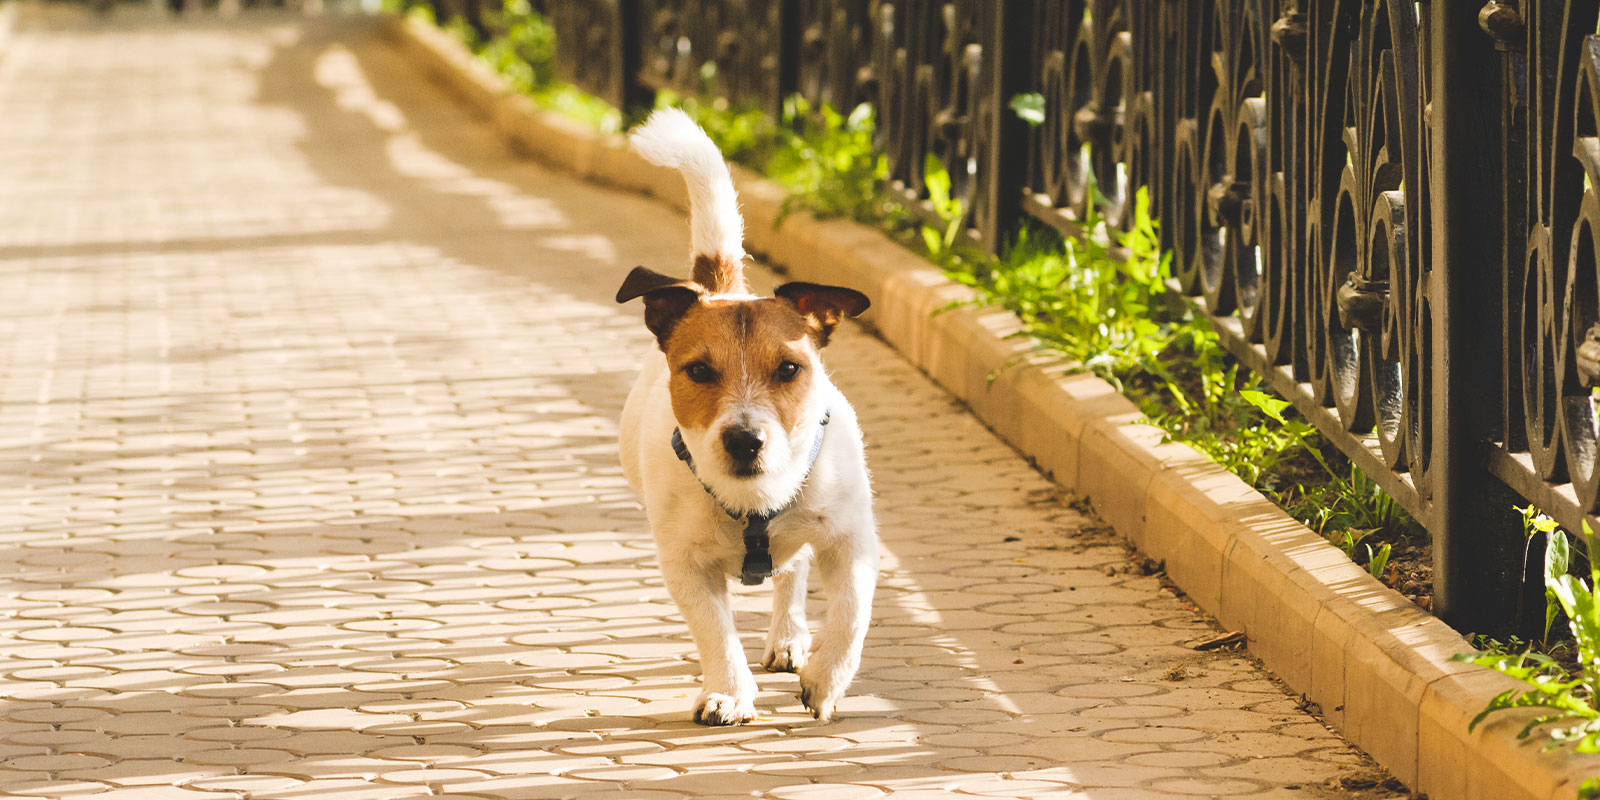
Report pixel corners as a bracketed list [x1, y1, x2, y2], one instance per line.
[671, 411, 831, 586]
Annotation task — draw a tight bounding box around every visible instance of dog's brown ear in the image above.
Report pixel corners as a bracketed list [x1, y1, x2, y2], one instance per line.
[774, 282, 871, 346]
[617, 266, 704, 347]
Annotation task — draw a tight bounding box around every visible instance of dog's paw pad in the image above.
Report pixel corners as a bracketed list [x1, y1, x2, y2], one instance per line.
[762, 639, 810, 673]
[693, 692, 756, 726]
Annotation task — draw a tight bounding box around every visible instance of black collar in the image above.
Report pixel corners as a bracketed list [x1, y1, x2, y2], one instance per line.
[670, 411, 831, 585]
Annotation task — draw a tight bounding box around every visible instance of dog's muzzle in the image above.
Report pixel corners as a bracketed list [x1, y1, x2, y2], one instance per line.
[670, 411, 831, 585]
[721, 426, 765, 476]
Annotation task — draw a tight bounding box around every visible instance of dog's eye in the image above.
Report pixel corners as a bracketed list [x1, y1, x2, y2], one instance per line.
[775, 361, 801, 382]
[685, 362, 717, 384]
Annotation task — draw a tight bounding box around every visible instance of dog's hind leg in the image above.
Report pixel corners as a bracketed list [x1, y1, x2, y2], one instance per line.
[762, 550, 811, 673]
[660, 554, 758, 725]
[798, 533, 878, 722]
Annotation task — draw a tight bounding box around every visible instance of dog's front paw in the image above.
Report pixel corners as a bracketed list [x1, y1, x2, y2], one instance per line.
[693, 691, 757, 726]
[797, 659, 848, 722]
[762, 635, 811, 673]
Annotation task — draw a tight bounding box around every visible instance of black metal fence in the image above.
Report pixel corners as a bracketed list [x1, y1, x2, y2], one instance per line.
[445, 0, 1600, 637]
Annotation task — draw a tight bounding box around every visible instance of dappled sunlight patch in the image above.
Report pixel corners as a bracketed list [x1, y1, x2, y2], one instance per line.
[314, 44, 407, 131]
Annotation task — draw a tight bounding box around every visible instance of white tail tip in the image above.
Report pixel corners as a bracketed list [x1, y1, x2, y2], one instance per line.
[629, 108, 746, 269]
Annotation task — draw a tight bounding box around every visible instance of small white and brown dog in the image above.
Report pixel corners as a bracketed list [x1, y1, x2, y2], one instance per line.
[616, 108, 878, 725]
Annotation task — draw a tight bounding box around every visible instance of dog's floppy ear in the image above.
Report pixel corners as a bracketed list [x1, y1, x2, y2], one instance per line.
[617, 266, 704, 348]
[774, 282, 870, 346]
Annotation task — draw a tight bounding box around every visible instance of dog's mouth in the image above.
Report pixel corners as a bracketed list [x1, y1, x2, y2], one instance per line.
[729, 463, 762, 478]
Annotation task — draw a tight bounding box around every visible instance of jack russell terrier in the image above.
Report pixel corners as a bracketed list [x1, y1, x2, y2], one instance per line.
[616, 108, 878, 725]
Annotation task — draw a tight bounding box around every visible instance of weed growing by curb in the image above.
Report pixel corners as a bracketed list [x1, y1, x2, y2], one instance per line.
[1455, 512, 1600, 796]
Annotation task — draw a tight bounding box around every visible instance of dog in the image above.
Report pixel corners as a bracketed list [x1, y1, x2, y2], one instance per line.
[615, 108, 878, 725]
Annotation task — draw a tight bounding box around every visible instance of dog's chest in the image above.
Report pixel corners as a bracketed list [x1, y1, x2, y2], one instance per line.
[703, 507, 824, 576]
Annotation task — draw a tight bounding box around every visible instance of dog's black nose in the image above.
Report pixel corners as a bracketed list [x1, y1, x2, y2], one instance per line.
[722, 427, 765, 463]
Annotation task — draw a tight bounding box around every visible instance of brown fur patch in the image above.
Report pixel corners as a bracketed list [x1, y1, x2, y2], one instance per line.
[692, 254, 747, 294]
[616, 266, 705, 347]
[774, 282, 870, 346]
[661, 298, 818, 434]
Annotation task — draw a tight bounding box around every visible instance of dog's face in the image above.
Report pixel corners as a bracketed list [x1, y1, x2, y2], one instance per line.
[661, 297, 817, 478]
[617, 267, 869, 483]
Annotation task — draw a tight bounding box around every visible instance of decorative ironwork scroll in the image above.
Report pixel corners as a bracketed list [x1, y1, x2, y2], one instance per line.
[637, 0, 714, 97]
[865, 0, 1017, 244]
[796, 0, 872, 111]
[635, 0, 792, 116]
[546, 0, 633, 109]
[1021, 0, 1128, 224]
[1485, 2, 1600, 523]
[1321, 1, 1430, 480]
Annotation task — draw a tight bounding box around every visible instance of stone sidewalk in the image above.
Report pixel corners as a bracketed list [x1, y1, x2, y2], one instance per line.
[0, 9, 1405, 799]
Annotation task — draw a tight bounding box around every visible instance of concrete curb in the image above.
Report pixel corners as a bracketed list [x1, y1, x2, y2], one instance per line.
[382, 15, 1599, 800]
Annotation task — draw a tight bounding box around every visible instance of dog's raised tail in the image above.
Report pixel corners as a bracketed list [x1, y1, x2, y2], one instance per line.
[629, 108, 747, 293]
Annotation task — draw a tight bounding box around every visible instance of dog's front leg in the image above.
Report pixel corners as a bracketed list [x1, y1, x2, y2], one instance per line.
[762, 552, 811, 673]
[798, 534, 877, 722]
[660, 554, 758, 725]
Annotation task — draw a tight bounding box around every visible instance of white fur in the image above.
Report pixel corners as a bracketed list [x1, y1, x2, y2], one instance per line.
[620, 352, 877, 724]
[629, 108, 747, 265]
[619, 110, 878, 724]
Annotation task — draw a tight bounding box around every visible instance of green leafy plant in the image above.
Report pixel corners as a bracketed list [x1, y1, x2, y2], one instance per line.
[1228, 388, 1331, 483]
[1523, 506, 1569, 641]
[1456, 521, 1600, 795]
[1329, 527, 1371, 556]
[419, 0, 622, 133]
[443, 14, 481, 50]
[1010, 92, 1046, 126]
[919, 154, 966, 265]
[388, 0, 433, 18]
[534, 85, 625, 133]
[1365, 542, 1391, 580]
[767, 98, 891, 224]
[473, 0, 556, 94]
[1294, 465, 1421, 538]
[658, 89, 779, 166]
[945, 186, 1189, 391]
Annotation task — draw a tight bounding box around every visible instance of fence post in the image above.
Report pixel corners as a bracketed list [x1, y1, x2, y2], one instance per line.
[775, 0, 802, 120]
[980, 0, 1027, 252]
[1428, 2, 1524, 636]
[614, 0, 652, 114]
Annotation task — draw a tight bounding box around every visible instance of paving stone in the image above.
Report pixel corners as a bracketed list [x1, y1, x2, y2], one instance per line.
[0, 779, 116, 797]
[0, 7, 1405, 800]
[3, 755, 115, 773]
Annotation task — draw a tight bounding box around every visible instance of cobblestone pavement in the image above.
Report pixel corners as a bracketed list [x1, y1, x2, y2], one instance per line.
[0, 9, 1406, 800]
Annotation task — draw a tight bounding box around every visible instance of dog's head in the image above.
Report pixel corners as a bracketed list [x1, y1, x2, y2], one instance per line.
[617, 266, 868, 503]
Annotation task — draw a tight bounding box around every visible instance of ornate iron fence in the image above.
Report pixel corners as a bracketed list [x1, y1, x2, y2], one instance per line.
[429, 0, 1600, 636]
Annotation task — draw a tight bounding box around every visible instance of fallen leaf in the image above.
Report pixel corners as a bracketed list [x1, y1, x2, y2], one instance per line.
[1191, 631, 1246, 651]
